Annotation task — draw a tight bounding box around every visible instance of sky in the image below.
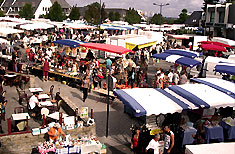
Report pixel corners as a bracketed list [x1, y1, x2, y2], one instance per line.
[67, 0, 204, 17]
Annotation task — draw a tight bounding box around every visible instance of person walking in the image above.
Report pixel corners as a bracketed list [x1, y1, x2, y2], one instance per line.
[43, 58, 49, 81]
[82, 75, 90, 102]
[131, 128, 143, 154]
[163, 125, 174, 154]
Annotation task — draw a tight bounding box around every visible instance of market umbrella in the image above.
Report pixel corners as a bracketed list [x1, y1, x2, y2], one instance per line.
[200, 41, 234, 49]
[199, 44, 227, 52]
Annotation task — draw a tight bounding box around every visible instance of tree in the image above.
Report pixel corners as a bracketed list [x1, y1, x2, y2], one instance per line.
[114, 12, 121, 21]
[47, 1, 65, 22]
[108, 11, 115, 21]
[84, 2, 106, 25]
[108, 11, 121, 21]
[175, 8, 189, 24]
[124, 8, 141, 25]
[0, 10, 4, 17]
[69, 6, 80, 20]
[19, 3, 34, 19]
[150, 13, 164, 24]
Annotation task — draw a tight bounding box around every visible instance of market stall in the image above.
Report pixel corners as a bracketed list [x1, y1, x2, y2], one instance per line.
[185, 142, 235, 154]
[214, 62, 235, 76]
[53, 39, 85, 48]
[114, 80, 235, 117]
[152, 53, 202, 68]
[80, 43, 133, 55]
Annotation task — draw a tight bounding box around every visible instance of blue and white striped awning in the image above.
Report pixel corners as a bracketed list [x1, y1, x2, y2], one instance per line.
[53, 39, 85, 47]
[164, 49, 201, 59]
[152, 53, 201, 68]
[214, 62, 235, 75]
[190, 78, 235, 98]
[114, 79, 235, 117]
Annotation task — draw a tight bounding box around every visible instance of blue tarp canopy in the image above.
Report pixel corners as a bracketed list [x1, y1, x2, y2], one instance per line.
[214, 62, 235, 75]
[164, 49, 201, 59]
[53, 39, 85, 47]
[152, 53, 201, 68]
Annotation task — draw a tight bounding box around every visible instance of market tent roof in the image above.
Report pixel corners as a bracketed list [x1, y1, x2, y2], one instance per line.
[0, 38, 10, 44]
[114, 83, 235, 117]
[125, 37, 157, 50]
[53, 39, 85, 47]
[152, 53, 201, 68]
[190, 78, 235, 98]
[114, 88, 190, 117]
[65, 23, 96, 29]
[164, 49, 201, 59]
[200, 44, 227, 52]
[0, 28, 24, 36]
[168, 84, 235, 109]
[104, 27, 127, 30]
[200, 41, 234, 49]
[80, 43, 133, 55]
[185, 142, 235, 154]
[20, 22, 55, 30]
[214, 62, 235, 76]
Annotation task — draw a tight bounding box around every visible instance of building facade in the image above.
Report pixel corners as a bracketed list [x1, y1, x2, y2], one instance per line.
[205, 3, 235, 40]
[0, 0, 71, 19]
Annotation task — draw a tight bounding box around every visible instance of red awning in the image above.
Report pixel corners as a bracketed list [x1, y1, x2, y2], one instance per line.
[200, 44, 227, 52]
[80, 43, 133, 55]
[200, 41, 234, 49]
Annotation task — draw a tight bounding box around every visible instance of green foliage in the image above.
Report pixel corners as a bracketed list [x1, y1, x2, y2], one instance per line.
[124, 8, 141, 25]
[175, 28, 195, 35]
[150, 13, 164, 24]
[19, 3, 34, 20]
[175, 8, 189, 24]
[47, 1, 65, 22]
[69, 7, 80, 20]
[108, 11, 121, 21]
[0, 10, 4, 17]
[114, 12, 121, 21]
[84, 2, 106, 25]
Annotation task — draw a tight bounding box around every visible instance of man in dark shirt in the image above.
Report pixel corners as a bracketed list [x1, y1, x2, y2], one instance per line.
[79, 63, 87, 74]
[0, 66, 5, 83]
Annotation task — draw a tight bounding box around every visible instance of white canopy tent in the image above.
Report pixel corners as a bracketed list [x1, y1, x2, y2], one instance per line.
[20, 22, 55, 30]
[0, 38, 10, 44]
[0, 28, 24, 37]
[185, 142, 235, 154]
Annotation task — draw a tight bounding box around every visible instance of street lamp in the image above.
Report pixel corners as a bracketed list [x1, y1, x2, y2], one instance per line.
[98, 0, 102, 57]
[153, 3, 170, 31]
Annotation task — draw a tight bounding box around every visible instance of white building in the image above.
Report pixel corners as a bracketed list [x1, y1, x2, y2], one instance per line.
[0, 0, 71, 19]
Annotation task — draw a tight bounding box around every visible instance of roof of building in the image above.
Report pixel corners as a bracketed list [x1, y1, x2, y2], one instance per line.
[51, 0, 70, 8]
[185, 11, 203, 26]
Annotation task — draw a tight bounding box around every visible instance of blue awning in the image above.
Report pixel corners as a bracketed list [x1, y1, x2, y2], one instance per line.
[214, 62, 235, 75]
[164, 49, 201, 59]
[53, 39, 85, 47]
[113, 89, 146, 117]
[168, 86, 210, 108]
[152, 53, 201, 68]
